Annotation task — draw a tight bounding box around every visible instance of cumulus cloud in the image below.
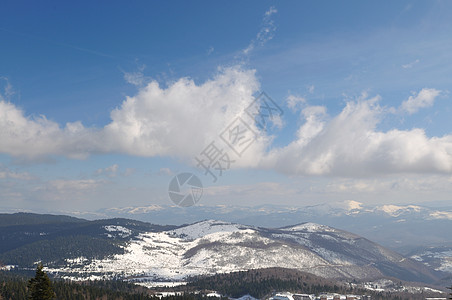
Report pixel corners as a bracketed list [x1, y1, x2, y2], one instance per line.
[263, 94, 452, 176]
[0, 101, 103, 159]
[103, 66, 266, 164]
[0, 66, 266, 165]
[1, 67, 451, 178]
[399, 88, 441, 114]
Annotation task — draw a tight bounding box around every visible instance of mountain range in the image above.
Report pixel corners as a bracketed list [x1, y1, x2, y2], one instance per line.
[35, 200, 452, 254]
[0, 212, 448, 287]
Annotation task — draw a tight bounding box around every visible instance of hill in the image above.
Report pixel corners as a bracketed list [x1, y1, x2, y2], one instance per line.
[0, 213, 445, 286]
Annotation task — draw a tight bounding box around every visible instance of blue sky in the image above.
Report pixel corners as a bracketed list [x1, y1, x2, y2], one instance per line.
[1, 1, 452, 213]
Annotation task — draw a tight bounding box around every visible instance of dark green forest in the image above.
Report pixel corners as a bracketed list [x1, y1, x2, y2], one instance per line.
[0, 213, 177, 267]
[1, 267, 448, 300]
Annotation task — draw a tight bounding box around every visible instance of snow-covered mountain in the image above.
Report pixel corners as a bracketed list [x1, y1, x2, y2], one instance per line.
[67, 201, 452, 253]
[45, 219, 441, 284]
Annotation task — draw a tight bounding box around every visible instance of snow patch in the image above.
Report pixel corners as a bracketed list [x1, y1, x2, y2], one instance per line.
[429, 211, 452, 220]
[378, 205, 421, 217]
[103, 225, 132, 238]
[281, 222, 336, 233]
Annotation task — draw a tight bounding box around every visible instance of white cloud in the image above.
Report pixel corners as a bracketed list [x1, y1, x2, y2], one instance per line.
[122, 64, 149, 87]
[264, 93, 452, 176]
[203, 181, 297, 198]
[399, 88, 441, 114]
[286, 94, 306, 112]
[0, 77, 14, 101]
[0, 66, 266, 166]
[1, 68, 451, 179]
[402, 59, 420, 69]
[157, 168, 173, 176]
[29, 178, 107, 203]
[265, 6, 277, 16]
[95, 164, 119, 177]
[243, 6, 277, 55]
[46, 179, 104, 191]
[123, 71, 146, 86]
[103, 66, 265, 164]
[0, 101, 102, 159]
[0, 166, 33, 180]
[122, 168, 135, 177]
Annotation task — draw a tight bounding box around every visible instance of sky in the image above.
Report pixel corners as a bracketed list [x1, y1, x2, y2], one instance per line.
[1, 1, 452, 214]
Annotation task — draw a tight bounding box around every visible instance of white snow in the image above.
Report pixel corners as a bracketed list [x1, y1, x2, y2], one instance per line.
[347, 200, 363, 211]
[411, 249, 452, 273]
[43, 219, 423, 284]
[281, 222, 336, 233]
[233, 294, 260, 300]
[0, 265, 17, 271]
[361, 279, 444, 294]
[134, 281, 187, 288]
[107, 205, 164, 214]
[47, 221, 352, 281]
[429, 211, 452, 220]
[377, 205, 421, 217]
[170, 220, 248, 240]
[103, 225, 132, 238]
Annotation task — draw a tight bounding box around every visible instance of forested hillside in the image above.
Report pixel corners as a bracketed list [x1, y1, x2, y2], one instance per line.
[0, 213, 177, 267]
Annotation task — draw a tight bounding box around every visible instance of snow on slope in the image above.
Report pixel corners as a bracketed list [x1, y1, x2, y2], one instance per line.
[50, 220, 329, 281]
[46, 220, 440, 283]
[171, 220, 248, 240]
[281, 222, 337, 233]
[429, 210, 452, 220]
[411, 247, 452, 273]
[377, 205, 422, 217]
[103, 225, 132, 238]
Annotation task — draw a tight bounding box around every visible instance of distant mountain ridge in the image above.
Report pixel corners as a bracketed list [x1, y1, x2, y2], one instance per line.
[0, 213, 177, 266]
[0, 212, 85, 227]
[0, 213, 444, 285]
[59, 201, 452, 254]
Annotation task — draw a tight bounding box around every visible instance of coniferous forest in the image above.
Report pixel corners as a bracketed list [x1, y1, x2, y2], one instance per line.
[1, 267, 447, 300]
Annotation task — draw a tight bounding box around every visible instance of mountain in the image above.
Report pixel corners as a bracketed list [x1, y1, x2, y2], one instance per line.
[0, 212, 85, 227]
[0, 213, 442, 285]
[69, 201, 452, 254]
[0, 213, 177, 266]
[409, 246, 452, 273]
[0, 213, 446, 286]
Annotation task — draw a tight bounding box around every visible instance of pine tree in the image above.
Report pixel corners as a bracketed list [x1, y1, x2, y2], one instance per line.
[27, 263, 55, 299]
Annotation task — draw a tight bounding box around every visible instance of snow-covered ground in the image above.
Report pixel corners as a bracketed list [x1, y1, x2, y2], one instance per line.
[47, 221, 330, 281]
[411, 248, 452, 273]
[103, 225, 132, 238]
[43, 219, 436, 284]
[359, 278, 443, 294]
